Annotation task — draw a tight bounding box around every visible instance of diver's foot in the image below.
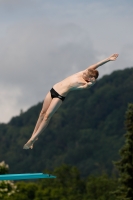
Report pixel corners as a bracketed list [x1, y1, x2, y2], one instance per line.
[23, 137, 38, 149]
[23, 139, 34, 149]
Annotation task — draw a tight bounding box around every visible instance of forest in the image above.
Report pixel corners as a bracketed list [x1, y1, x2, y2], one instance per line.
[0, 67, 133, 177]
[0, 67, 133, 199]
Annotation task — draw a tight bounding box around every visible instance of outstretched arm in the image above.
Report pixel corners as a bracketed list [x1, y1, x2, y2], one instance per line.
[87, 54, 119, 70]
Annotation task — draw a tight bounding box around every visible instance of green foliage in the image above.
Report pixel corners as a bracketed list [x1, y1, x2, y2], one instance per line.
[34, 164, 85, 200]
[1, 164, 118, 200]
[85, 174, 118, 200]
[8, 182, 38, 200]
[0, 68, 133, 176]
[0, 161, 9, 175]
[0, 180, 17, 200]
[113, 104, 133, 200]
[0, 161, 17, 200]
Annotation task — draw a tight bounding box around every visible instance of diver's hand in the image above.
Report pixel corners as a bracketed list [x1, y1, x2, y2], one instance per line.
[109, 54, 119, 61]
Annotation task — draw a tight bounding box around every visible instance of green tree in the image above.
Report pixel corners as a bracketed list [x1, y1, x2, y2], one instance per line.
[9, 182, 38, 200]
[113, 103, 133, 200]
[85, 174, 118, 200]
[36, 164, 86, 200]
[0, 161, 17, 200]
[0, 161, 9, 175]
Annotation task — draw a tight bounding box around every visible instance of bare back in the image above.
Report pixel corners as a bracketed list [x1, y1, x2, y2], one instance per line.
[53, 71, 87, 96]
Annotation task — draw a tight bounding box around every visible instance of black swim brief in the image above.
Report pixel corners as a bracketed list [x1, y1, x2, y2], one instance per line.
[50, 88, 65, 101]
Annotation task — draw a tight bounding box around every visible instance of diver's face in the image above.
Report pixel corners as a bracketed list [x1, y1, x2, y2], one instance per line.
[85, 76, 96, 83]
[88, 77, 96, 82]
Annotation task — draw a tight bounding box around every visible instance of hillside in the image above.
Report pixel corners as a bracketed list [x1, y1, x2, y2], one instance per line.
[0, 67, 133, 177]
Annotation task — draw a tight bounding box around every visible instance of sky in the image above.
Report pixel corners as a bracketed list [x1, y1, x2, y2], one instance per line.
[0, 0, 133, 123]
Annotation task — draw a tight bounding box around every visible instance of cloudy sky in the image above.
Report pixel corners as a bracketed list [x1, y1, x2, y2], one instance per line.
[0, 0, 133, 123]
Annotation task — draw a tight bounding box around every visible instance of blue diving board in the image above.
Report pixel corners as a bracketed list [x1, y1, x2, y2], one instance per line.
[0, 173, 56, 180]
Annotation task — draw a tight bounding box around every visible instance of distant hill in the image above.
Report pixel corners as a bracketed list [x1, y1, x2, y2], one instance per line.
[0, 67, 133, 177]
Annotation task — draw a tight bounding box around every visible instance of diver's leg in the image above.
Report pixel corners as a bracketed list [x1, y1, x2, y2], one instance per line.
[24, 92, 52, 149]
[23, 98, 62, 149]
[31, 92, 52, 137]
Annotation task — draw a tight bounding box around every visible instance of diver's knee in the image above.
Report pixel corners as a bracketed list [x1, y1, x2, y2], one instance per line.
[39, 110, 45, 118]
[44, 113, 51, 121]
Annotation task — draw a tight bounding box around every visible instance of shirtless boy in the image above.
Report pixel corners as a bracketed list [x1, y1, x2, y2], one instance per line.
[23, 53, 119, 149]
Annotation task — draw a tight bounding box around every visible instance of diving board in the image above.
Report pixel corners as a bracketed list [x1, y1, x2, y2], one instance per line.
[0, 173, 56, 180]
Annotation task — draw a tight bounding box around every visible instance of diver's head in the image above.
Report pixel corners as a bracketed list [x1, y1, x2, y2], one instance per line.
[82, 69, 99, 82]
